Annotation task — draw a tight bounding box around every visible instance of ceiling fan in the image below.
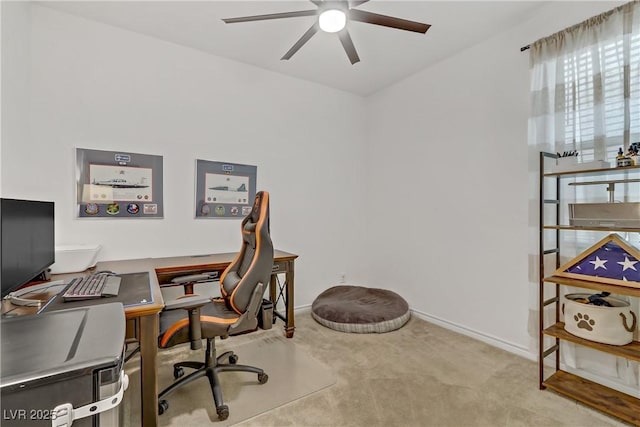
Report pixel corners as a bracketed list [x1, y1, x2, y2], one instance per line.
[222, 0, 431, 65]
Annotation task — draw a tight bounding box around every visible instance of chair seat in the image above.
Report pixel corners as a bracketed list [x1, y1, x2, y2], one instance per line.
[159, 299, 240, 348]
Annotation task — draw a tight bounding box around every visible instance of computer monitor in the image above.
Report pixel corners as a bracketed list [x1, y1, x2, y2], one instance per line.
[1, 198, 55, 298]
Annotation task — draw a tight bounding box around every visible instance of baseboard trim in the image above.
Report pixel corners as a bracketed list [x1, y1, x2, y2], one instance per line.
[295, 304, 536, 360]
[410, 308, 536, 361]
[295, 304, 312, 313]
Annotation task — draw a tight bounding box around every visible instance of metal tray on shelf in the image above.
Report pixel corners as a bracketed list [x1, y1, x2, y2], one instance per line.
[569, 202, 640, 228]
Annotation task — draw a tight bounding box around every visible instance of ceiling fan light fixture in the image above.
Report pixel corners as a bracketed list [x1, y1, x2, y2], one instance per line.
[318, 9, 346, 33]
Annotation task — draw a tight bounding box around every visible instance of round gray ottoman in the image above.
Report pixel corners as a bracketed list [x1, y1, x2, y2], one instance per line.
[311, 285, 410, 333]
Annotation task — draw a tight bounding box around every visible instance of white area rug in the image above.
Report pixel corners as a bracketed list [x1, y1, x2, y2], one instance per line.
[123, 331, 336, 426]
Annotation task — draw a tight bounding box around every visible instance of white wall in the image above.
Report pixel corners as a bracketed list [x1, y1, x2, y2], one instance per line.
[364, 1, 625, 358]
[0, 5, 368, 307]
[1, 1, 32, 195]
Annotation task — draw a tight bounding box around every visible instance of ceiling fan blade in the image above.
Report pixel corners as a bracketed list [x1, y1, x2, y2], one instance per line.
[348, 9, 431, 34]
[349, 1, 370, 7]
[338, 29, 360, 65]
[282, 23, 319, 60]
[223, 10, 317, 24]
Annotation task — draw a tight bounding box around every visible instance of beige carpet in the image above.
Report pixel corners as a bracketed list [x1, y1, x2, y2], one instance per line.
[123, 328, 336, 426]
[124, 312, 629, 427]
[238, 312, 628, 427]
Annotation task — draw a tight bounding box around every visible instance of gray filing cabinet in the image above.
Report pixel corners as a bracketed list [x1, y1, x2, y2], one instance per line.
[1, 303, 128, 426]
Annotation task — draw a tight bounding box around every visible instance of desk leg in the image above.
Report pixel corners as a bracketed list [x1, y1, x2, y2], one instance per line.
[269, 274, 277, 311]
[269, 262, 295, 338]
[285, 260, 295, 338]
[139, 313, 159, 427]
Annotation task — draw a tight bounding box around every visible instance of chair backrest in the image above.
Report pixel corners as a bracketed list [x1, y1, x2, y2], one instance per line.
[219, 191, 274, 315]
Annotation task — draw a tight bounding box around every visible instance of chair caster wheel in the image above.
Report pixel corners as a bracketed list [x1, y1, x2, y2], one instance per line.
[258, 373, 268, 384]
[158, 400, 169, 415]
[217, 405, 229, 421]
[228, 354, 238, 364]
[173, 367, 184, 379]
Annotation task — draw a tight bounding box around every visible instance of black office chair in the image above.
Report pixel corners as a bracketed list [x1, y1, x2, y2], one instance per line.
[157, 191, 274, 420]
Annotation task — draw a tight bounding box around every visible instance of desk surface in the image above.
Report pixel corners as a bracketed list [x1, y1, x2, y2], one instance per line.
[40, 272, 155, 315]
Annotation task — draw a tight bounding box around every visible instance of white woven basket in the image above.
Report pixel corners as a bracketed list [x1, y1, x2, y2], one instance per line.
[563, 293, 637, 346]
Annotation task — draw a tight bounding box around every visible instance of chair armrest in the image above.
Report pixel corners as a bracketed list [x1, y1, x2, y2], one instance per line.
[160, 271, 220, 295]
[167, 271, 219, 286]
[162, 294, 212, 350]
[163, 295, 211, 311]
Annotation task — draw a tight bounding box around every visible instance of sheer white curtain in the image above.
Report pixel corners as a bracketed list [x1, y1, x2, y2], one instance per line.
[529, 1, 640, 162]
[528, 1, 640, 395]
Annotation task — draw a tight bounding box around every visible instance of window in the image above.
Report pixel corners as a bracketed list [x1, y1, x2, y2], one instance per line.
[561, 32, 640, 162]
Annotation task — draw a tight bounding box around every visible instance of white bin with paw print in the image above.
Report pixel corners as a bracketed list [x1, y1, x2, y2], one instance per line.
[563, 293, 636, 346]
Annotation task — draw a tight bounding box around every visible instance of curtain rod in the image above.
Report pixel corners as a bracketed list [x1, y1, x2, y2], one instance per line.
[518, 0, 635, 53]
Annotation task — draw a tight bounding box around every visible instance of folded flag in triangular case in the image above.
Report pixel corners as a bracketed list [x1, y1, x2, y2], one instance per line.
[554, 234, 640, 288]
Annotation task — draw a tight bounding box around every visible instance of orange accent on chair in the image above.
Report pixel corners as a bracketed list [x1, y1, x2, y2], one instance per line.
[229, 192, 269, 315]
[159, 319, 189, 348]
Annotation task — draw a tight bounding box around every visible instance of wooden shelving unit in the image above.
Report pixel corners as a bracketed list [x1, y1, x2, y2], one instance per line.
[538, 152, 640, 425]
[543, 164, 640, 178]
[543, 371, 640, 425]
[543, 322, 640, 362]
[543, 225, 640, 232]
[544, 275, 640, 298]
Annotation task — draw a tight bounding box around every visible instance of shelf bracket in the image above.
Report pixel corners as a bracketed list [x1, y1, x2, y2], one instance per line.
[607, 182, 615, 203]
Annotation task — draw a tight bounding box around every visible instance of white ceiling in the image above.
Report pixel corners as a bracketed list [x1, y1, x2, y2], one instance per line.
[37, 1, 545, 96]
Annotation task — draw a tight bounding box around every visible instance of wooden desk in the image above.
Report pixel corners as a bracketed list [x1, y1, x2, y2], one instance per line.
[1, 249, 298, 427]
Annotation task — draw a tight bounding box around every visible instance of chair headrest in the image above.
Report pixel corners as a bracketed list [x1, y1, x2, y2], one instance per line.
[249, 191, 269, 230]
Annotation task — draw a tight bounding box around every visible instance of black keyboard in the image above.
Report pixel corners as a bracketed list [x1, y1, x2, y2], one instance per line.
[62, 274, 121, 301]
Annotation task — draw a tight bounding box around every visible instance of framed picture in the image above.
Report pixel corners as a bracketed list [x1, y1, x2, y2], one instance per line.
[194, 159, 257, 219]
[76, 148, 164, 218]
